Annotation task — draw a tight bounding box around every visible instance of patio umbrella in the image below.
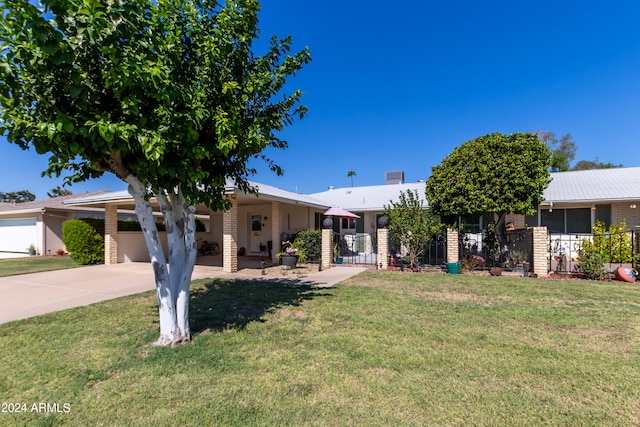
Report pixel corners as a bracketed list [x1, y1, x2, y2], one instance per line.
[323, 206, 360, 219]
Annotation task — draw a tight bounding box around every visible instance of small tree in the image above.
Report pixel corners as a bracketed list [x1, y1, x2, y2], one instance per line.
[1, 0, 310, 346]
[425, 132, 551, 263]
[384, 189, 441, 269]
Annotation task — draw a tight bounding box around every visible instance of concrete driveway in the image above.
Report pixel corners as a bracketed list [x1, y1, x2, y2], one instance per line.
[0, 263, 367, 324]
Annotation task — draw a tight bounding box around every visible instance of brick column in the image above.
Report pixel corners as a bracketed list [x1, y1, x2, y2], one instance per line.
[104, 204, 118, 265]
[446, 228, 459, 263]
[377, 227, 389, 269]
[322, 228, 332, 269]
[531, 226, 548, 277]
[271, 202, 281, 263]
[223, 196, 238, 273]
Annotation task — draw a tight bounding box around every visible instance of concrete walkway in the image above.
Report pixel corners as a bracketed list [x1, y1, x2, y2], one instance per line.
[0, 263, 368, 325]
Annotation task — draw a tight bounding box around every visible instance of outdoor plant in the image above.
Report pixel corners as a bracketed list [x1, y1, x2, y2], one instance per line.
[277, 240, 308, 264]
[62, 219, 105, 265]
[291, 229, 321, 262]
[384, 189, 442, 269]
[591, 220, 636, 263]
[576, 239, 606, 280]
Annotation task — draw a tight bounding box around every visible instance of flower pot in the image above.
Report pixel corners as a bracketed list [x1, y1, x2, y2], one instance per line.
[445, 262, 459, 274]
[281, 254, 298, 268]
[335, 257, 343, 264]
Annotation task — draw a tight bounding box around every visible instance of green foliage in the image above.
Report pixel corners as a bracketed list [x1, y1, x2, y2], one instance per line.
[0, 190, 36, 202]
[426, 132, 551, 218]
[62, 219, 104, 265]
[47, 186, 73, 198]
[384, 189, 442, 268]
[291, 229, 321, 263]
[536, 131, 576, 172]
[572, 159, 623, 171]
[0, 0, 311, 211]
[577, 240, 606, 280]
[590, 220, 636, 263]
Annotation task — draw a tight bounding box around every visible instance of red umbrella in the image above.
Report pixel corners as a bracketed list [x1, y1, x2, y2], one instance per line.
[323, 206, 360, 218]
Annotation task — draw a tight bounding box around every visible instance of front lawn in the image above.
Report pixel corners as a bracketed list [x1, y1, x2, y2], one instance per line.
[0, 272, 639, 426]
[0, 256, 80, 277]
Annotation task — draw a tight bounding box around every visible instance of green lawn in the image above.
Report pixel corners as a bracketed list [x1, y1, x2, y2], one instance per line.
[0, 256, 80, 277]
[1, 272, 639, 426]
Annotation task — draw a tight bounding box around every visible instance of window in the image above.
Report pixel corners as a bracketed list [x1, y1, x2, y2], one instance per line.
[341, 217, 356, 230]
[539, 208, 593, 233]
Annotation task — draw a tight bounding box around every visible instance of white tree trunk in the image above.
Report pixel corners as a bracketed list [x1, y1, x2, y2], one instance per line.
[126, 175, 197, 346]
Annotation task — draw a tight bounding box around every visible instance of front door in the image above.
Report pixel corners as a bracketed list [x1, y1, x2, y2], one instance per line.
[248, 213, 268, 254]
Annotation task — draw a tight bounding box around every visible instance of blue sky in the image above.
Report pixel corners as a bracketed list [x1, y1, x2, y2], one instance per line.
[2, 1, 640, 199]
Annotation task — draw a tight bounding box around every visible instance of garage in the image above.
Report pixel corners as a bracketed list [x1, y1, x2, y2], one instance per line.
[0, 218, 37, 256]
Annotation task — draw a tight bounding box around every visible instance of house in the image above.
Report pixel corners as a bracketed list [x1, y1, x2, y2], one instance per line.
[5, 167, 640, 269]
[63, 180, 332, 271]
[0, 191, 119, 259]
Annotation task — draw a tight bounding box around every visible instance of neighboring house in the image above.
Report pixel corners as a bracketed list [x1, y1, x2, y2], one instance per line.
[0, 191, 116, 259]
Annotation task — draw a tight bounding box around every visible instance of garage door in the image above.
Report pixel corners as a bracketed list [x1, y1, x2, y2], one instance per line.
[0, 218, 37, 254]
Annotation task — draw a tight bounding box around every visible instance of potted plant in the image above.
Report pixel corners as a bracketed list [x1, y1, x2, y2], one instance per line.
[333, 243, 343, 264]
[277, 240, 307, 267]
[27, 244, 36, 256]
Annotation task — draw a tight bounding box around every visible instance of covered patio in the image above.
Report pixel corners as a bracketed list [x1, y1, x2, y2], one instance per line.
[65, 181, 330, 273]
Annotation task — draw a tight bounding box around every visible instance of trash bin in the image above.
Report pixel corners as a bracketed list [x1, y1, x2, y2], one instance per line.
[446, 262, 459, 274]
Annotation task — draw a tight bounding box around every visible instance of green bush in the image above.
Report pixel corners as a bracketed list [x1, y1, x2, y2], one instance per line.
[292, 229, 322, 263]
[591, 220, 635, 263]
[62, 219, 105, 265]
[577, 239, 606, 280]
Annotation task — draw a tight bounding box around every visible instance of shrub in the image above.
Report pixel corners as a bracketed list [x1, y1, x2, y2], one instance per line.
[577, 240, 606, 280]
[292, 229, 322, 263]
[591, 220, 635, 263]
[62, 219, 105, 265]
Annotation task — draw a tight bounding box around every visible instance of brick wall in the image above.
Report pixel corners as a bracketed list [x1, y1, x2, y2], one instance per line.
[377, 228, 389, 269]
[104, 204, 118, 265]
[321, 228, 332, 269]
[531, 226, 548, 277]
[223, 196, 238, 273]
[446, 228, 459, 262]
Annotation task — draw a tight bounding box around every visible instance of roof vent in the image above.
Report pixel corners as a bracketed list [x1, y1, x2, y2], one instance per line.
[385, 170, 404, 185]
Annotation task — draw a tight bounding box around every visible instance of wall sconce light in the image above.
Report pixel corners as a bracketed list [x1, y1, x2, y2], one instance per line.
[591, 205, 596, 211]
[631, 204, 637, 209]
[548, 202, 553, 213]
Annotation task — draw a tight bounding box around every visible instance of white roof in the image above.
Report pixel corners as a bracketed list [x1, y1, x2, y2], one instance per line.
[62, 167, 640, 213]
[65, 180, 330, 210]
[544, 167, 640, 204]
[309, 182, 427, 212]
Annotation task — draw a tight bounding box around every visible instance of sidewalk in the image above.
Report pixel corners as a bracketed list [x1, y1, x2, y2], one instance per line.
[0, 263, 368, 325]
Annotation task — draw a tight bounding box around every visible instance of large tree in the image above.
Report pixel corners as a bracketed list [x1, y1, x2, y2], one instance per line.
[0, 0, 310, 345]
[535, 131, 576, 172]
[425, 132, 551, 261]
[384, 189, 441, 269]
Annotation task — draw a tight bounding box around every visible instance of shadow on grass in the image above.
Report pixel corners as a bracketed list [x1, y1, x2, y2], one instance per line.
[189, 278, 333, 335]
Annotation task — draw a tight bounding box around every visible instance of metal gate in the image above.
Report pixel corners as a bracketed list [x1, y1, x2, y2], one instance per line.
[335, 232, 378, 265]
